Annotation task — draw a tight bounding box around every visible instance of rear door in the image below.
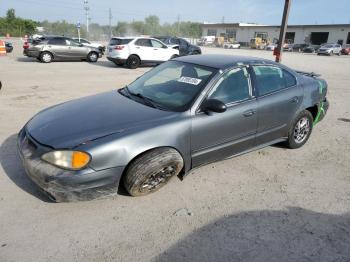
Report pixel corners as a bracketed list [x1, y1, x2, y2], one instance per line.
[47, 37, 67, 58]
[191, 66, 258, 167]
[134, 38, 153, 61]
[252, 65, 303, 145]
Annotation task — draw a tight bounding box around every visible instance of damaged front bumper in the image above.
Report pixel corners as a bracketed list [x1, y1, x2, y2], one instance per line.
[17, 128, 124, 202]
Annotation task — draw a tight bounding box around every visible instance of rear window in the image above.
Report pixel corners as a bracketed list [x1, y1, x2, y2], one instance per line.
[109, 38, 133, 46]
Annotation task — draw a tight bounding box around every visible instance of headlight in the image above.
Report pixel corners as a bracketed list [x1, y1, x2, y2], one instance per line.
[41, 151, 91, 170]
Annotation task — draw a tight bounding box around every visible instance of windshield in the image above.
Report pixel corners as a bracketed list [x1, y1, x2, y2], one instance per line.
[124, 61, 217, 111]
[322, 44, 333, 48]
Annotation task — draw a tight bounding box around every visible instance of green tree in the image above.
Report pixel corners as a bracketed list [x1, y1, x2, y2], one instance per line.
[6, 9, 16, 21]
[114, 21, 128, 36]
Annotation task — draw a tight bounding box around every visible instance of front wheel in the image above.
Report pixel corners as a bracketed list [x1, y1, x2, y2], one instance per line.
[87, 52, 98, 62]
[123, 148, 184, 197]
[170, 54, 179, 59]
[286, 110, 313, 149]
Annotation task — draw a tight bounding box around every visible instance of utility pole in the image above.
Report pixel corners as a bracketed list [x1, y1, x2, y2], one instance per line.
[109, 8, 112, 38]
[222, 16, 225, 24]
[177, 15, 180, 35]
[84, 0, 90, 35]
[274, 0, 292, 63]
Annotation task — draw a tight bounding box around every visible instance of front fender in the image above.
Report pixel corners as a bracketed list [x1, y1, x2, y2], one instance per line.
[78, 114, 192, 173]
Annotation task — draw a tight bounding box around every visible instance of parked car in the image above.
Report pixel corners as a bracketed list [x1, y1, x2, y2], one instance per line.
[154, 36, 201, 56]
[317, 43, 342, 56]
[23, 36, 102, 63]
[197, 36, 215, 46]
[265, 43, 277, 51]
[18, 54, 329, 202]
[106, 37, 179, 68]
[302, 45, 319, 53]
[223, 42, 241, 49]
[5, 41, 13, 53]
[341, 44, 350, 55]
[283, 43, 293, 51]
[72, 38, 105, 53]
[291, 44, 308, 52]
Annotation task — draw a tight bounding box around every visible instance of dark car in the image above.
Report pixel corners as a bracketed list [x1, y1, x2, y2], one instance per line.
[23, 35, 102, 63]
[303, 45, 320, 53]
[341, 45, 350, 55]
[18, 55, 329, 202]
[5, 41, 13, 53]
[154, 36, 201, 56]
[291, 44, 308, 52]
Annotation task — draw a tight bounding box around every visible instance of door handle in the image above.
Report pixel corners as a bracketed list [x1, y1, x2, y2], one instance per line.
[290, 96, 299, 103]
[153, 49, 158, 50]
[243, 110, 256, 117]
[136, 47, 140, 49]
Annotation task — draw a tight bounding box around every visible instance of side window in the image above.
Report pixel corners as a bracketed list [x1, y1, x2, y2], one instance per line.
[283, 69, 297, 87]
[208, 67, 251, 104]
[253, 66, 296, 96]
[171, 38, 180, 45]
[66, 39, 79, 46]
[135, 38, 152, 47]
[151, 39, 166, 48]
[48, 38, 66, 46]
[179, 39, 189, 47]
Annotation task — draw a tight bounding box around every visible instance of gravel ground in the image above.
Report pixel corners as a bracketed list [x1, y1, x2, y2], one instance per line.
[0, 39, 349, 262]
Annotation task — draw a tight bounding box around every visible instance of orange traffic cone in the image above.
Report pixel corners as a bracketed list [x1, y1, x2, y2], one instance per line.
[0, 40, 6, 56]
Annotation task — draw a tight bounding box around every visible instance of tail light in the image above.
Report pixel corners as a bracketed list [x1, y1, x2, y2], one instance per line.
[114, 45, 124, 50]
[23, 42, 29, 49]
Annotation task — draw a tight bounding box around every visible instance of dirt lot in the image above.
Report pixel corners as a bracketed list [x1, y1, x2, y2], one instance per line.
[0, 39, 350, 262]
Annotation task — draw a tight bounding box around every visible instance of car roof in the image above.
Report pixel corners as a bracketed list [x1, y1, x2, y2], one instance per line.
[173, 54, 276, 69]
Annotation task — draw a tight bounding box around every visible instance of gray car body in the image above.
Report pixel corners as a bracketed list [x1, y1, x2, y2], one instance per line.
[18, 54, 328, 201]
[23, 36, 101, 61]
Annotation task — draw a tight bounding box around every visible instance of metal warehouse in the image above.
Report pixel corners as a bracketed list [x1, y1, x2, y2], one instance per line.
[201, 23, 350, 46]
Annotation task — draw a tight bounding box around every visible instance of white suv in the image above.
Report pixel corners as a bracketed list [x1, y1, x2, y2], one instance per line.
[107, 37, 179, 69]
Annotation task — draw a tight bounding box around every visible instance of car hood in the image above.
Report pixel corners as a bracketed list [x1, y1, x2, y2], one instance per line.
[26, 91, 177, 149]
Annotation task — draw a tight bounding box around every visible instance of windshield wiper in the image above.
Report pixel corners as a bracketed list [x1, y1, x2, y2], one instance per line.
[130, 92, 158, 109]
[121, 86, 167, 110]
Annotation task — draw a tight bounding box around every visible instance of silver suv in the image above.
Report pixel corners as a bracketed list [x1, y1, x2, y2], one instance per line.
[317, 43, 342, 56]
[23, 36, 102, 63]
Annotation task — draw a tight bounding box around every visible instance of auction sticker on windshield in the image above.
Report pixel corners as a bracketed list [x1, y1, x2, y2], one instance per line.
[178, 76, 202, 85]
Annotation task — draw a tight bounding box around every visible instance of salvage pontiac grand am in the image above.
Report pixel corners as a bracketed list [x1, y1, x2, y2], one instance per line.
[18, 54, 329, 202]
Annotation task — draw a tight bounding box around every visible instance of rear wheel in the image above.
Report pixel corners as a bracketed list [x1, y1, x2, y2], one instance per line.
[126, 55, 140, 69]
[123, 148, 184, 197]
[192, 51, 200, 55]
[87, 52, 98, 62]
[40, 52, 53, 63]
[286, 110, 313, 149]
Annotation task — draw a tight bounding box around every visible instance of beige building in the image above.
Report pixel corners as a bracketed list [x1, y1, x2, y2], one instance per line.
[201, 23, 350, 46]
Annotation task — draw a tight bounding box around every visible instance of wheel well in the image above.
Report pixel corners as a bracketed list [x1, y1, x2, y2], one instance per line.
[305, 105, 318, 120]
[119, 146, 185, 188]
[40, 51, 54, 58]
[128, 54, 141, 61]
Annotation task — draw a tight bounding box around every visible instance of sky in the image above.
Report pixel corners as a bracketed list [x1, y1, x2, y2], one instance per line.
[0, 0, 349, 26]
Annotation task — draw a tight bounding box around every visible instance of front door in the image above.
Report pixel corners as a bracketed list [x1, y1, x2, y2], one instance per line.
[191, 67, 258, 167]
[151, 39, 169, 61]
[252, 65, 303, 145]
[65, 39, 88, 59]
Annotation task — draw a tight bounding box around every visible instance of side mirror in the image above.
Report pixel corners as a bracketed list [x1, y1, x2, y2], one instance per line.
[201, 99, 227, 113]
[79, 43, 84, 47]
